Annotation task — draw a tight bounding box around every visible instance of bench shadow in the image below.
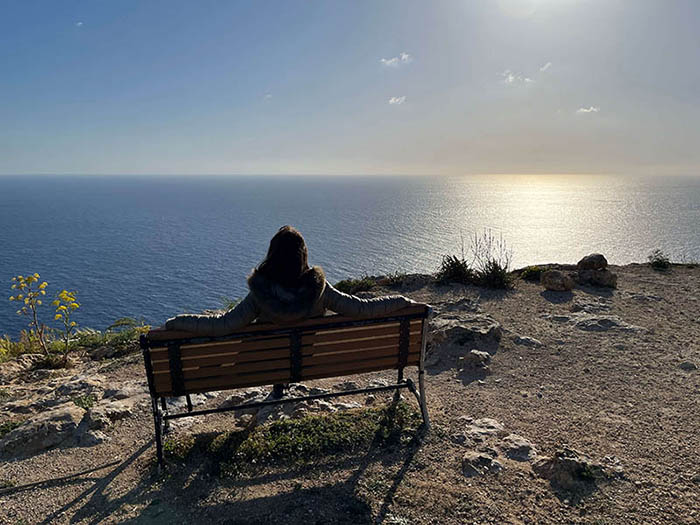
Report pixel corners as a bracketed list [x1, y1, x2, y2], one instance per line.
[59, 402, 424, 524]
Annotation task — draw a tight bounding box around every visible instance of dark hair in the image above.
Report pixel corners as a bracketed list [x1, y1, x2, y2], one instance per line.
[256, 225, 310, 287]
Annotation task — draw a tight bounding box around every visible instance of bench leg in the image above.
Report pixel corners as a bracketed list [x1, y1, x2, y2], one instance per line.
[152, 398, 165, 471]
[418, 370, 430, 429]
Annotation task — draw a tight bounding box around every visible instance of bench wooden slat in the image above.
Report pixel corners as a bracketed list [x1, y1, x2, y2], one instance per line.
[146, 304, 428, 342]
[148, 336, 294, 360]
[304, 345, 421, 367]
[184, 370, 292, 392]
[150, 348, 305, 372]
[179, 358, 292, 379]
[302, 320, 421, 345]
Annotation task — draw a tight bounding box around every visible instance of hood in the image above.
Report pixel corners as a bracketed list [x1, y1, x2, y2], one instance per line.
[247, 266, 326, 323]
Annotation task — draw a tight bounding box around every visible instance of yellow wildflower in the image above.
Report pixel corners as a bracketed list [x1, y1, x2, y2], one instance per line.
[33, 273, 39, 278]
[40, 290, 46, 295]
[52, 299, 60, 306]
[70, 321, 76, 327]
[39, 282, 47, 290]
[9, 296, 15, 301]
[70, 302, 79, 309]
[55, 313, 62, 320]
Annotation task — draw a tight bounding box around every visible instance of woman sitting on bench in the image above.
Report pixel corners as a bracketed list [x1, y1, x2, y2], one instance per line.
[165, 225, 421, 395]
[166, 225, 418, 334]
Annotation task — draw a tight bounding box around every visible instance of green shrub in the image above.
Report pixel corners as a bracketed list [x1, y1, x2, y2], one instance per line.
[335, 275, 377, 295]
[437, 230, 514, 289]
[648, 249, 671, 270]
[519, 265, 543, 282]
[436, 255, 476, 285]
[0, 419, 25, 438]
[470, 229, 513, 289]
[72, 394, 97, 410]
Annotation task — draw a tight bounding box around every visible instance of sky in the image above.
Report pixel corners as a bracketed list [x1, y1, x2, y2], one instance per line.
[1, 0, 699, 176]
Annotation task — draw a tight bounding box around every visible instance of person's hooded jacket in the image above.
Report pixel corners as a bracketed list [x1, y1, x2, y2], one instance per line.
[164, 266, 417, 335]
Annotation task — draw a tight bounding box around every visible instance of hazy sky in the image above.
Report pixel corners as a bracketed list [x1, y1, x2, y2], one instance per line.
[2, 0, 699, 176]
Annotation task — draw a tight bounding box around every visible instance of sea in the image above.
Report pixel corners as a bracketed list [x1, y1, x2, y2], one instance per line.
[1, 174, 699, 336]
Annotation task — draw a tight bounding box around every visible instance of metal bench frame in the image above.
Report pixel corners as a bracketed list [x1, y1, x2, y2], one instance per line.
[140, 306, 432, 468]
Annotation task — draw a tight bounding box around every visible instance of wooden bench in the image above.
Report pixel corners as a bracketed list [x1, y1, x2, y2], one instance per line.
[140, 303, 432, 468]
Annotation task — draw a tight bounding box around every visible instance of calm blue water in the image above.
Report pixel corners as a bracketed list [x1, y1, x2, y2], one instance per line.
[1, 175, 699, 336]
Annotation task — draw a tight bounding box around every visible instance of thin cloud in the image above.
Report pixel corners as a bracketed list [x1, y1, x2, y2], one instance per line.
[388, 96, 406, 105]
[502, 70, 533, 84]
[540, 62, 552, 72]
[263, 93, 272, 100]
[380, 52, 413, 67]
[75, 21, 84, 27]
[576, 106, 600, 114]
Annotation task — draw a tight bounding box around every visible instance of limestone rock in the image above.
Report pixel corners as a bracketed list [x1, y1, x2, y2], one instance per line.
[460, 350, 491, 371]
[512, 335, 544, 348]
[429, 313, 502, 347]
[0, 353, 44, 383]
[462, 451, 503, 477]
[540, 270, 575, 292]
[465, 418, 505, 442]
[501, 434, 537, 461]
[577, 253, 608, 271]
[532, 447, 623, 491]
[573, 315, 644, 333]
[85, 400, 133, 430]
[103, 381, 148, 400]
[577, 268, 618, 288]
[79, 430, 109, 446]
[0, 404, 85, 457]
[55, 374, 106, 399]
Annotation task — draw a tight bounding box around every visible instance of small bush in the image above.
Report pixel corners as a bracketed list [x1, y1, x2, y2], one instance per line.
[470, 229, 513, 289]
[385, 271, 409, 287]
[72, 394, 97, 410]
[648, 249, 671, 270]
[437, 230, 514, 289]
[436, 255, 476, 285]
[0, 419, 25, 438]
[519, 265, 544, 282]
[335, 275, 376, 295]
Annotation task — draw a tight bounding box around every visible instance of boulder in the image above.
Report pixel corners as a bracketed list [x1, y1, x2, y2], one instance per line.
[459, 350, 491, 371]
[462, 451, 503, 477]
[501, 434, 537, 461]
[577, 253, 608, 271]
[532, 447, 624, 491]
[0, 404, 85, 457]
[577, 269, 618, 288]
[540, 270, 575, 292]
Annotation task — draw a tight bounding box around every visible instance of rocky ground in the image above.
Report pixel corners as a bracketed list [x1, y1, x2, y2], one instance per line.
[1, 262, 698, 524]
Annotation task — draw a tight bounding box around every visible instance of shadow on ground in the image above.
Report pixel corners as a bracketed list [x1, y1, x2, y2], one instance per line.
[39, 402, 424, 525]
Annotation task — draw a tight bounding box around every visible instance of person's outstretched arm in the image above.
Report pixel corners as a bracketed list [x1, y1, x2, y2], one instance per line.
[322, 282, 419, 317]
[164, 293, 259, 336]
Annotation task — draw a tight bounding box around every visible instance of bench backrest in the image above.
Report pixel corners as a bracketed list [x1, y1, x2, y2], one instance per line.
[140, 304, 429, 398]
